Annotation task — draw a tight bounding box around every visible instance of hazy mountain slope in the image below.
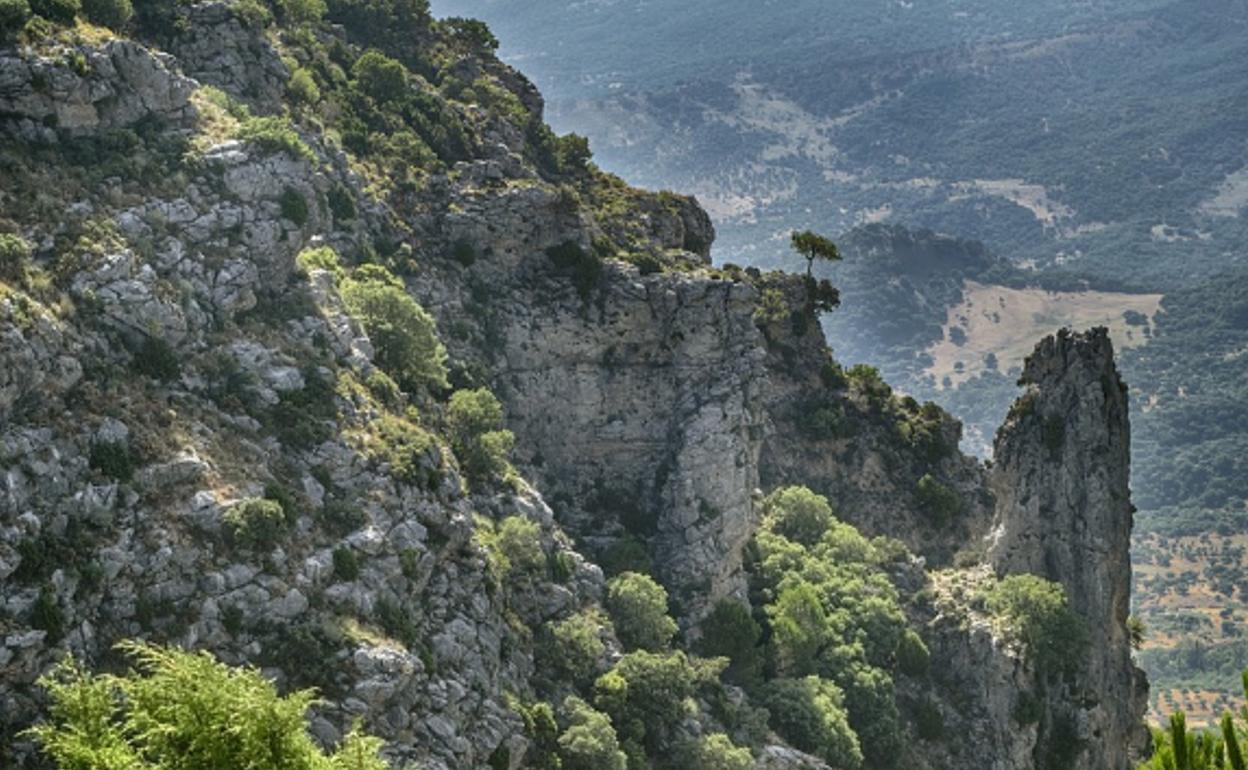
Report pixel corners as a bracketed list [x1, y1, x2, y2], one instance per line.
[433, 0, 1248, 285]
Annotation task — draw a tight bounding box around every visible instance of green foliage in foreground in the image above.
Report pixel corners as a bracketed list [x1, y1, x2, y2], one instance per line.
[1140, 670, 1248, 770]
[26, 641, 388, 770]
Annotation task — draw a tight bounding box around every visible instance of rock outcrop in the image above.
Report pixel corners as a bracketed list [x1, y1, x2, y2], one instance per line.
[989, 328, 1150, 768]
[0, 39, 195, 141]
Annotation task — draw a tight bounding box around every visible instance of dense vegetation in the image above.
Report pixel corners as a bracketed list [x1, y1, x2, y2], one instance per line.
[27, 642, 389, 770]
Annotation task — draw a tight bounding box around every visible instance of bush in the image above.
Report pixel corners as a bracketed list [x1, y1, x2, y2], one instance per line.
[543, 611, 607, 686]
[236, 116, 315, 162]
[915, 474, 961, 526]
[287, 67, 321, 105]
[697, 598, 762, 686]
[599, 536, 652, 577]
[224, 498, 287, 551]
[26, 642, 389, 770]
[30, 587, 64, 642]
[327, 184, 356, 222]
[605, 572, 677, 652]
[984, 574, 1087, 673]
[594, 650, 696, 750]
[761, 677, 863, 770]
[362, 412, 437, 485]
[332, 547, 360, 581]
[279, 186, 310, 227]
[131, 335, 180, 381]
[89, 438, 135, 482]
[447, 388, 514, 481]
[764, 485, 833, 546]
[895, 629, 930, 677]
[915, 698, 944, 741]
[353, 49, 408, 103]
[341, 268, 448, 393]
[496, 515, 544, 574]
[274, 0, 324, 23]
[29, 0, 76, 24]
[296, 245, 345, 282]
[0, 0, 31, 35]
[545, 240, 601, 300]
[0, 233, 31, 281]
[443, 16, 497, 50]
[680, 733, 753, 770]
[558, 697, 626, 770]
[554, 133, 592, 173]
[81, 0, 130, 28]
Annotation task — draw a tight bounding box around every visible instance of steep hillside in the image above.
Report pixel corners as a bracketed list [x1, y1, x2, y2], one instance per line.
[0, 3, 1146, 769]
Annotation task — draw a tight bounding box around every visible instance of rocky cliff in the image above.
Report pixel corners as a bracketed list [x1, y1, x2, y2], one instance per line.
[0, 4, 1145, 769]
[989, 328, 1150, 769]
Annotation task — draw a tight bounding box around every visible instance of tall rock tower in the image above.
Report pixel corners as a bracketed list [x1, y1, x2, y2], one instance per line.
[989, 328, 1149, 769]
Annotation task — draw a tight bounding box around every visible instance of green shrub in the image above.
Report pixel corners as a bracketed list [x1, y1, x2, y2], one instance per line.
[496, 515, 544, 574]
[327, 184, 356, 222]
[554, 133, 592, 173]
[274, 0, 324, 23]
[915, 698, 944, 741]
[599, 536, 652, 577]
[545, 240, 601, 300]
[89, 438, 135, 482]
[332, 547, 360, 581]
[30, 587, 65, 642]
[236, 116, 315, 162]
[131, 336, 180, 381]
[679, 734, 753, 770]
[26, 642, 389, 770]
[81, 0, 129, 28]
[341, 268, 448, 393]
[605, 572, 677, 652]
[318, 500, 367, 538]
[594, 650, 696, 750]
[362, 412, 438, 485]
[224, 498, 287, 551]
[697, 598, 762, 686]
[761, 677, 862, 770]
[287, 67, 321, 105]
[895, 629, 930, 677]
[447, 388, 514, 481]
[764, 485, 833, 546]
[915, 474, 961, 526]
[983, 574, 1087, 673]
[443, 16, 497, 50]
[232, 0, 271, 27]
[352, 49, 408, 103]
[29, 0, 76, 24]
[296, 245, 345, 282]
[374, 596, 419, 646]
[0, 233, 31, 281]
[558, 697, 627, 770]
[542, 610, 607, 686]
[451, 238, 476, 266]
[0, 0, 31, 35]
[279, 186, 310, 227]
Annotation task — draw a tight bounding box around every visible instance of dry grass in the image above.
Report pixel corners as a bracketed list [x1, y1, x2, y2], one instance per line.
[925, 280, 1163, 387]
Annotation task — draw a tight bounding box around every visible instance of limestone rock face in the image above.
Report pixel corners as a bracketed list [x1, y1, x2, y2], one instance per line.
[988, 328, 1149, 769]
[169, 2, 290, 111]
[492, 268, 769, 616]
[0, 40, 195, 140]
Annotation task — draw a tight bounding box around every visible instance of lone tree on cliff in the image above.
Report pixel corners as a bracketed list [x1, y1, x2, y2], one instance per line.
[790, 229, 841, 277]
